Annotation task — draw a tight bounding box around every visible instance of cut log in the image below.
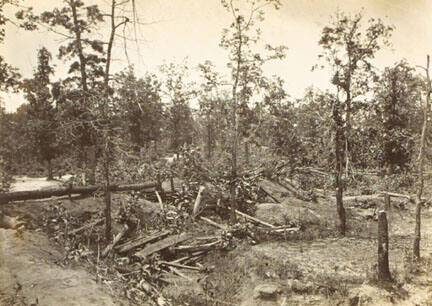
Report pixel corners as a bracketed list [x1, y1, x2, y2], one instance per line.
[134, 233, 192, 258]
[0, 182, 159, 204]
[69, 218, 104, 235]
[116, 230, 171, 253]
[102, 224, 129, 258]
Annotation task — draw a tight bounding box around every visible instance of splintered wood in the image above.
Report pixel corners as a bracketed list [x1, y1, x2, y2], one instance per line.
[134, 233, 193, 258]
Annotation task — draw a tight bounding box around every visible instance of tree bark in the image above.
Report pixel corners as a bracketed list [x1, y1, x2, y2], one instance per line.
[378, 211, 391, 281]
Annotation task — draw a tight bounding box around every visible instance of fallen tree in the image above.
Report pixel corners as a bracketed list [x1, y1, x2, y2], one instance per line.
[0, 182, 159, 204]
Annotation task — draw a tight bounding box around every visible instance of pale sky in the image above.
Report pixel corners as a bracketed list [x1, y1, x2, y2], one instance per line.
[1, 0, 431, 112]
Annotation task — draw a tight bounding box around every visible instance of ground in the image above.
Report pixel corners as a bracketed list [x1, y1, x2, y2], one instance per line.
[1, 176, 432, 305]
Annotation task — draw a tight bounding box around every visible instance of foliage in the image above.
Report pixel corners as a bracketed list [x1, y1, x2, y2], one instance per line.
[160, 62, 196, 154]
[115, 67, 164, 151]
[22, 47, 60, 178]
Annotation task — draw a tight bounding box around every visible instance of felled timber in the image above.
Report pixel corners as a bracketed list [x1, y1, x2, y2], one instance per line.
[116, 230, 171, 253]
[134, 233, 192, 258]
[102, 224, 129, 258]
[0, 182, 159, 204]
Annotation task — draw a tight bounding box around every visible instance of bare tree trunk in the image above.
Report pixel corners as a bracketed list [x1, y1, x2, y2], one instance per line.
[413, 55, 430, 260]
[207, 122, 212, 160]
[228, 17, 244, 223]
[378, 211, 391, 281]
[334, 98, 346, 235]
[104, 158, 111, 242]
[47, 159, 53, 180]
[87, 145, 97, 185]
[245, 141, 249, 166]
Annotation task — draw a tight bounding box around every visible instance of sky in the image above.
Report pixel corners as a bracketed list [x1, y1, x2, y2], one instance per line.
[1, 0, 431, 112]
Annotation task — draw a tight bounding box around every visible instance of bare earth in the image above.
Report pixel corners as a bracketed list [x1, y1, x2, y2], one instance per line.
[1, 176, 432, 305]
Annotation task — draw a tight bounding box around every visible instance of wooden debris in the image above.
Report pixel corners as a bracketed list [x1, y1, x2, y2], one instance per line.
[160, 261, 202, 271]
[155, 191, 164, 210]
[192, 185, 206, 219]
[134, 233, 192, 258]
[173, 240, 221, 253]
[102, 224, 129, 258]
[69, 218, 104, 235]
[168, 267, 192, 281]
[116, 230, 171, 253]
[200, 217, 227, 230]
[233, 209, 276, 228]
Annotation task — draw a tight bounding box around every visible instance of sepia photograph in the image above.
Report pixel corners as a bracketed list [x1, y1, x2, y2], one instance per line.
[0, 0, 432, 305]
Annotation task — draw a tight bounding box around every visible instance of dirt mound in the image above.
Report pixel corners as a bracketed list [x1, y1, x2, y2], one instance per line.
[0, 229, 124, 306]
[256, 203, 322, 226]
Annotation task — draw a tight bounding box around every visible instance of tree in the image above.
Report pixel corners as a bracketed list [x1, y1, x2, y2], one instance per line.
[220, 0, 286, 220]
[0, 0, 20, 91]
[0, 0, 21, 191]
[413, 55, 431, 260]
[373, 61, 421, 174]
[317, 12, 393, 235]
[22, 47, 59, 180]
[115, 67, 164, 151]
[160, 62, 196, 156]
[17, 0, 113, 184]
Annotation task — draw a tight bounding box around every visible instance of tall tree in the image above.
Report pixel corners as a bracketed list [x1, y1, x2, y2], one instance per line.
[115, 67, 163, 151]
[0, 0, 21, 191]
[373, 61, 421, 174]
[413, 55, 431, 260]
[220, 0, 286, 220]
[160, 62, 196, 157]
[198, 60, 224, 159]
[317, 12, 393, 235]
[22, 47, 59, 180]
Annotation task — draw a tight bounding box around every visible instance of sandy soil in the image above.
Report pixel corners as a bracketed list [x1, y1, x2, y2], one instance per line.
[0, 229, 125, 306]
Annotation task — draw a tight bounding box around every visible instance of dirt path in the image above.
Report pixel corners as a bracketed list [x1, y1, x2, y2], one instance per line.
[0, 228, 124, 306]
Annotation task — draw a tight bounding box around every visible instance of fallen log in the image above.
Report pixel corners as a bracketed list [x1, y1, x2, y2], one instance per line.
[116, 230, 171, 253]
[0, 182, 159, 204]
[343, 192, 413, 203]
[134, 233, 192, 258]
[102, 224, 129, 258]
